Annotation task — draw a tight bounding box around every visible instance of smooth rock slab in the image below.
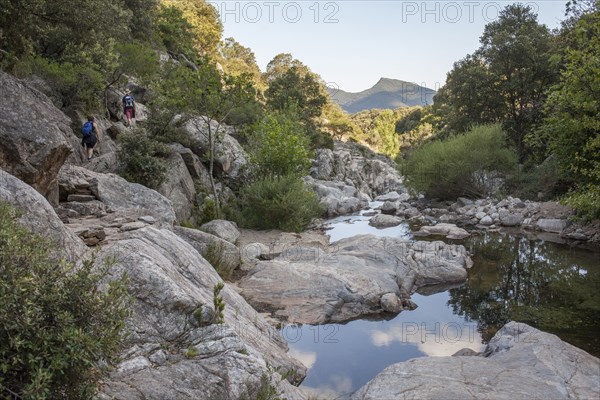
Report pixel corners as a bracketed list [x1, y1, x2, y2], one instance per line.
[415, 223, 470, 240]
[352, 321, 600, 400]
[237, 234, 471, 324]
[200, 219, 240, 244]
[369, 213, 404, 228]
[537, 218, 569, 233]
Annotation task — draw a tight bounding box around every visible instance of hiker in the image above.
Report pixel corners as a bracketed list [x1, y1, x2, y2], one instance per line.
[81, 116, 100, 161]
[122, 89, 136, 126]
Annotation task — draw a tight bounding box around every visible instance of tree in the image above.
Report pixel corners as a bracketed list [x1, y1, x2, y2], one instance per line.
[262, 53, 309, 84]
[536, 4, 600, 220]
[477, 4, 555, 160]
[247, 110, 313, 178]
[265, 66, 327, 125]
[433, 4, 555, 160]
[160, 0, 223, 56]
[163, 61, 257, 216]
[218, 37, 264, 91]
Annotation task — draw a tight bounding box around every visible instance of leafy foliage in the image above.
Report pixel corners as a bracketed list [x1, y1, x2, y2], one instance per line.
[0, 202, 130, 399]
[401, 124, 518, 199]
[434, 4, 555, 160]
[236, 175, 325, 232]
[247, 111, 313, 178]
[118, 131, 171, 189]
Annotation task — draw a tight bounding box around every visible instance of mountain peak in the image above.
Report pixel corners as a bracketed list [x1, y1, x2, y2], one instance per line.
[329, 78, 436, 113]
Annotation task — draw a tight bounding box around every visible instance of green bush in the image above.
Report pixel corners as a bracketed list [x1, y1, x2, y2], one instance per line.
[236, 175, 325, 232]
[401, 124, 518, 199]
[247, 112, 313, 178]
[561, 184, 600, 222]
[0, 202, 129, 399]
[118, 131, 171, 189]
[15, 56, 105, 111]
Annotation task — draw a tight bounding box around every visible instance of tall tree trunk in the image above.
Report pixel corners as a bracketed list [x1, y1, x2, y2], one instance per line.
[206, 121, 221, 218]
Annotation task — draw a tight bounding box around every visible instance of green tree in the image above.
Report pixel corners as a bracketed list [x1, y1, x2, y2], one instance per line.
[536, 4, 600, 219]
[433, 4, 555, 160]
[161, 0, 223, 56]
[0, 202, 130, 399]
[247, 111, 313, 178]
[218, 37, 264, 91]
[477, 4, 555, 159]
[154, 4, 197, 57]
[162, 61, 257, 216]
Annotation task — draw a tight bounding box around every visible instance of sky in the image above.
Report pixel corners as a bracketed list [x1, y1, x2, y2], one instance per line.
[216, 0, 568, 92]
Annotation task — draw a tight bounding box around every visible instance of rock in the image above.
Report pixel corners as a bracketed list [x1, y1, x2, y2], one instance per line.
[352, 321, 600, 399]
[138, 215, 157, 224]
[480, 215, 493, 225]
[183, 117, 249, 179]
[415, 223, 470, 240]
[0, 71, 73, 200]
[380, 201, 398, 215]
[536, 218, 568, 233]
[311, 148, 335, 180]
[96, 227, 306, 400]
[566, 232, 589, 241]
[439, 213, 458, 223]
[380, 293, 403, 313]
[158, 152, 196, 223]
[120, 221, 147, 232]
[61, 200, 106, 216]
[475, 211, 487, 220]
[402, 207, 421, 219]
[66, 194, 96, 202]
[0, 169, 87, 262]
[369, 214, 404, 228]
[170, 143, 212, 191]
[306, 177, 369, 217]
[200, 219, 240, 244]
[499, 211, 523, 227]
[457, 197, 473, 207]
[237, 234, 471, 324]
[174, 226, 240, 277]
[239, 242, 271, 263]
[311, 141, 407, 198]
[375, 191, 402, 202]
[59, 165, 176, 226]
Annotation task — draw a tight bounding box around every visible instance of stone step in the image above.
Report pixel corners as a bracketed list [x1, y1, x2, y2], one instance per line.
[67, 194, 96, 202]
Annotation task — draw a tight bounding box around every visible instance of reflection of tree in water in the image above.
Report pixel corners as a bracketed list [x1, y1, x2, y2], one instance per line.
[448, 232, 600, 356]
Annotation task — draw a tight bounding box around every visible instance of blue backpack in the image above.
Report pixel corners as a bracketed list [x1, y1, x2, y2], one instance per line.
[82, 121, 93, 137]
[124, 95, 134, 108]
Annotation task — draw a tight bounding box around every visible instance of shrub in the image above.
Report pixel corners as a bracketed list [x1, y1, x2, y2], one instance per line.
[118, 131, 171, 189]
[401, 124, 518, 199]
[0, 202, 129, 399]
[236, 175, 325, 232]
[561, 184, 600, 222]
[247, 112, 313, 178]
[202, 241, 235, 280]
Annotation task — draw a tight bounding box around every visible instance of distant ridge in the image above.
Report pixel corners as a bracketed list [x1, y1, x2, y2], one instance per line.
[328, 78, 436, 114]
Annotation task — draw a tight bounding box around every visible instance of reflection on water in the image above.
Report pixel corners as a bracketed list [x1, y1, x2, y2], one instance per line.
[284, 292, 483, 399]
[452, 231, 600, 356]
[286, 205, 600, 398]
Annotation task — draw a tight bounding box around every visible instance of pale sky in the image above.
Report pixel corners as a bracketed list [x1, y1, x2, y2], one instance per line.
[216, 0, 568, 92]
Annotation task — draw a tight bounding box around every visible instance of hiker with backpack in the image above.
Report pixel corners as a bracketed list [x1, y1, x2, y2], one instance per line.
[122, 89, 136, 126]
[81, 116, 100, 161]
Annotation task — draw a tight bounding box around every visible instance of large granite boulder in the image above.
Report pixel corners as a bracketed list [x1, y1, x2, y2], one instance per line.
[0, 169, 87, 261]
[0, 71, 73, 200]
[58, 165, 176, 226]
[310, 142, 407, 199]
[414, 223, 470, 240]
[352, 321, 600, 399]
[237, 234, 471, 324]
[96, 227, 306, 400]
[200, 219, 240, 244]
[158, 152, 195, 223]
[306, 177, 370, 217]
[183, 117, 249, 179]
